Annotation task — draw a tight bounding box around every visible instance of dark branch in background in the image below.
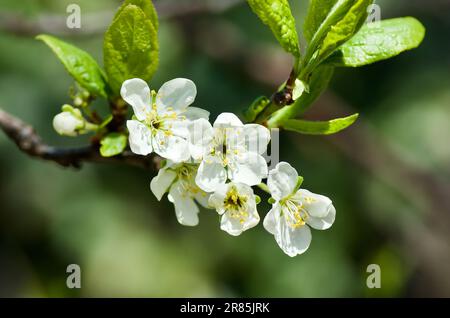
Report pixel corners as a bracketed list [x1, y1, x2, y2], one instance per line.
[0, 11, 113, 37]
[156, 0, 244, 19]
[0, 108, 160, 170]
[0, 0, 245, 37]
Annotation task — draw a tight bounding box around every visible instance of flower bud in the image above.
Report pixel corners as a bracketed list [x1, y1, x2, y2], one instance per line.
[53, 111, 84, 136]
[73, 96, 84, 107]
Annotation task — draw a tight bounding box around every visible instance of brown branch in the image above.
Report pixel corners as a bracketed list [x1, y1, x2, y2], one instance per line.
[254, 69, 297, 123]
[0, 108, 159, 170]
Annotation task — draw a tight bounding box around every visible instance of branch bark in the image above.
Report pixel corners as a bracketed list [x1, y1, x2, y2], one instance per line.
[0, 108, 159, 170]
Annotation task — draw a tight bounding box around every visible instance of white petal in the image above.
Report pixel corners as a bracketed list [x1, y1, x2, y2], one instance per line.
[273, 221, 312, 257]
[168, 181, 200, 226]
[208, 183, 229, 214]
[225, 126, 245, 151]
[220, 204, 260, 236]
[174, 198, 200, 227]
[230, 152, 268, 186]
[194, 191, 211, 209]
[156, 78, 197, 112]
[162, 160, 176, 169]
[181, 107, 210, 121]
[167, 119, 190, 139]
[243, 124, 270, 155]
[213, 112, 244, 128]
[297, 189, 333, 218]
[152, 130, 190, 163]
[53, 112, 83, 136]
[150, 168, 177, 201]
[187, 119, 214, 160]
[267, 162, 298, 201]
[263, 204, 281, 235]
[127, 120, 153, 156]
[121, 78, 151, 121]
[307, 205, 336, 230]
[195, 156, 227, 192]
[292, 79, 306, 101]
[234, 182, 255, 196]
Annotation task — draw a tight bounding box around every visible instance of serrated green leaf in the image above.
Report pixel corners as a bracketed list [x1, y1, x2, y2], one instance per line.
[304, 0, 337, 43]
[103, 5, 159, 96]
[100, 132, 128, 157]
[303, 0, 373, 72]
[247, 0, 301, 57]
[319, 0, 373, 59]
[115, 0, 159, 31]
[327, 17, 426, 67]
[282, 113, 358, 135]
[37, 34, 107, 97]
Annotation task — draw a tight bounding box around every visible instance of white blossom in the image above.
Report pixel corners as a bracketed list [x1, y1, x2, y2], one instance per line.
[263, 162, 336, 257]
[53, 110, 84, 136]
[188, 113, 270, 192]
[150, 161, 210, 226]
[209, 182, 260, 236]
[122, 78, 209, 162]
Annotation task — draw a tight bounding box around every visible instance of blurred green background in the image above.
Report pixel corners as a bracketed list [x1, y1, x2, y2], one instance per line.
[1, 0, 449, 297]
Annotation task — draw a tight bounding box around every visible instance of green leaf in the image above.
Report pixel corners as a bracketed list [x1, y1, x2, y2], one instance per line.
[115, 0, 159, 31]
[327, 17, 426, 67]
[303, 0, 373, 72]
[103, 5, 159, 96]
[304, 0, 337, 43]
[294, 66, 334, 116]
[319, 0, 373, 59]
[247, 0, 301, 57]
[37, 34, 107, 97]
[244, 96, 270, 122]
[100, 132, 128, 157]
[282, 113, 359, 135]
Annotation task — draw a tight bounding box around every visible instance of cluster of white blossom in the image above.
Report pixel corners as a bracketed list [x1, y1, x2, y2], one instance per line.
[68, 77, 336, 257]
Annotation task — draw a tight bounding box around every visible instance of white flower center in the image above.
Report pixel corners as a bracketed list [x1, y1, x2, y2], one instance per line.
[223, 186, 249, 224]
[209, 127, 244, 166]
[142, 104, 181, 141]
[281, 195, 316, 229]
[176, 164, 207, 198]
